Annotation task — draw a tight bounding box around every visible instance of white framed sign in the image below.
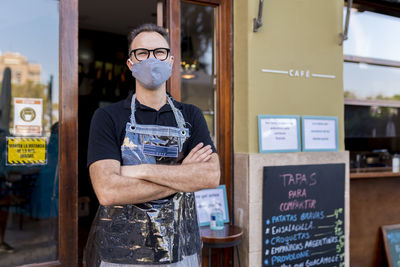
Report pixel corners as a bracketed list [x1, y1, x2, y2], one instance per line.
[258, 115, 301, 153]
[194, 185, 229, 226]
[13, 97, 43, 136]
[302, 116, 338, 151]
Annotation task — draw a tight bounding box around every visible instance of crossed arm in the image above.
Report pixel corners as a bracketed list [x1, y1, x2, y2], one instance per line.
[89, 143, 220, 206]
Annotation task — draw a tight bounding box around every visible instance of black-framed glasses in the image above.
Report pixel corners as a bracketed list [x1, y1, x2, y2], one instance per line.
[129, 48, 170, 62]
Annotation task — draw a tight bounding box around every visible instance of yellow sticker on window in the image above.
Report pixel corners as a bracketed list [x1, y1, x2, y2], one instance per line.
[7, 137, 47, 165]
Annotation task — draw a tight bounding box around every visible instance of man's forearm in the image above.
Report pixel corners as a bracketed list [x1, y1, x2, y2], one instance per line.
[121, 153, 220, 192]
[90, 160, 176, 206]
[103, 175, 176, 205]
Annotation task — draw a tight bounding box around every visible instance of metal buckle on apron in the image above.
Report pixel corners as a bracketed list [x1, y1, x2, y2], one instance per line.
[143, 143, 179, 158]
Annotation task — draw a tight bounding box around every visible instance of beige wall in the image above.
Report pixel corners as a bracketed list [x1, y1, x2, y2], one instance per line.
[234, 0, 344, 153]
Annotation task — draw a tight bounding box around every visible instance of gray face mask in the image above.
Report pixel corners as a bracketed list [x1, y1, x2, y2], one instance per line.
[130, 58, 172, 90]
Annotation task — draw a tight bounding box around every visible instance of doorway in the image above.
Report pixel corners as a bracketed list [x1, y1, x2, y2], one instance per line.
[78, 0, 232, 266]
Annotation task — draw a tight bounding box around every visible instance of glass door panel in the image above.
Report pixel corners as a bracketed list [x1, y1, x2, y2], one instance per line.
[0, 0, 59, 265]
[180, 2, 216, 143]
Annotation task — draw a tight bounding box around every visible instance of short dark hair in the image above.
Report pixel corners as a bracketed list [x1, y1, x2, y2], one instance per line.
[127, 24, 170, 54]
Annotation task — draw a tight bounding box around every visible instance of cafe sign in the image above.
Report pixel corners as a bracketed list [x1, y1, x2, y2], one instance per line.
[261, 68, 336, 79]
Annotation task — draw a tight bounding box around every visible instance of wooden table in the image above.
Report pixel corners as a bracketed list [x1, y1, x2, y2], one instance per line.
[200, 224, 243, 267]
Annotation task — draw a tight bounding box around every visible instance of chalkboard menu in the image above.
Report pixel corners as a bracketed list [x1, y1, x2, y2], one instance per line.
[262, 164, 345, 267]
[382, 224, 400, 267]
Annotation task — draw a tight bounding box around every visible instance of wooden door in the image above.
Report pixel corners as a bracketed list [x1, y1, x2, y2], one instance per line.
[167, 0, 233, 265]
[167, 0, 233, 219]
[0, 0, 78, 266]
[59, 0, 79, 266]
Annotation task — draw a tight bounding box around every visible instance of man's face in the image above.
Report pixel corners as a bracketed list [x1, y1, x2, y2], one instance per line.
[127, 31, 173, 69]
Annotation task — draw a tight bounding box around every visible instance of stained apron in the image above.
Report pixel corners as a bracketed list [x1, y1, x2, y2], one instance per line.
[84, 94, 201, 266]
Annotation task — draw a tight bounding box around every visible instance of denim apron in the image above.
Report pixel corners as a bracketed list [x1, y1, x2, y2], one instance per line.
[85, 94, 201, 266]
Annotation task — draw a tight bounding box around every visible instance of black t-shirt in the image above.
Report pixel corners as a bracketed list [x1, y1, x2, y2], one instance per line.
[87, 93, 216, 167]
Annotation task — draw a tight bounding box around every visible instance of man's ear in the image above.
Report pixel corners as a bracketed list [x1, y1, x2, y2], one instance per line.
[170, 55, 174, 67]
[126, 58, 133, 70]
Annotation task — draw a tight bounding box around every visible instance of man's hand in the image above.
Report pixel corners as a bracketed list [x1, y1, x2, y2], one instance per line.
[182, 142, 213, 165]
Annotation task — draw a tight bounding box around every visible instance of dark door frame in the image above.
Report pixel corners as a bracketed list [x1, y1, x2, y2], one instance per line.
[37, 0, 79, 266]
[58, 0, 79, 265]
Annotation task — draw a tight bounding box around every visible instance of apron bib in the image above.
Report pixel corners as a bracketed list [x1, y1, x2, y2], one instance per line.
[85, 95, 201, 266]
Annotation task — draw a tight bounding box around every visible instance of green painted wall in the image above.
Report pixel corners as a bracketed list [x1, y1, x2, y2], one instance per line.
[234, 0, 344, 153]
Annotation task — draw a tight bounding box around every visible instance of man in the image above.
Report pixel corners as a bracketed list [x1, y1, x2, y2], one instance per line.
[85, 24, 220, 267]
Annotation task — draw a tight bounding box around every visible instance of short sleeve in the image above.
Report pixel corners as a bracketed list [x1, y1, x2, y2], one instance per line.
[185, 105, 217, 155]
[87, 108, 121, 167]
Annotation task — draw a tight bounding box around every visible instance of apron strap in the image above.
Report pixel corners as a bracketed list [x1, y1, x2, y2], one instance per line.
[130, 94, 138, 125]
[166, 95, 186, 130]
[130, 94, 187, 132]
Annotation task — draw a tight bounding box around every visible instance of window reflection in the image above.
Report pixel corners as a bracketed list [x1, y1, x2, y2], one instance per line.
[0, 0, 59, 265]
[344, 62, 400, 101]
[181, 3, 216, 143]
[345, 105, 400, 139]
[343, 8, 400, 170]
[345, 104, 400, 169]
[344, 61, 400, 169]
[344, 9, 400, 62]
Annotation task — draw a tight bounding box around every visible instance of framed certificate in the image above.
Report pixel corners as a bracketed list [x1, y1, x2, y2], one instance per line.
[302, 116, 338, 151]
[194, 185, 229, 226]
[258, 115, 301, 153]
